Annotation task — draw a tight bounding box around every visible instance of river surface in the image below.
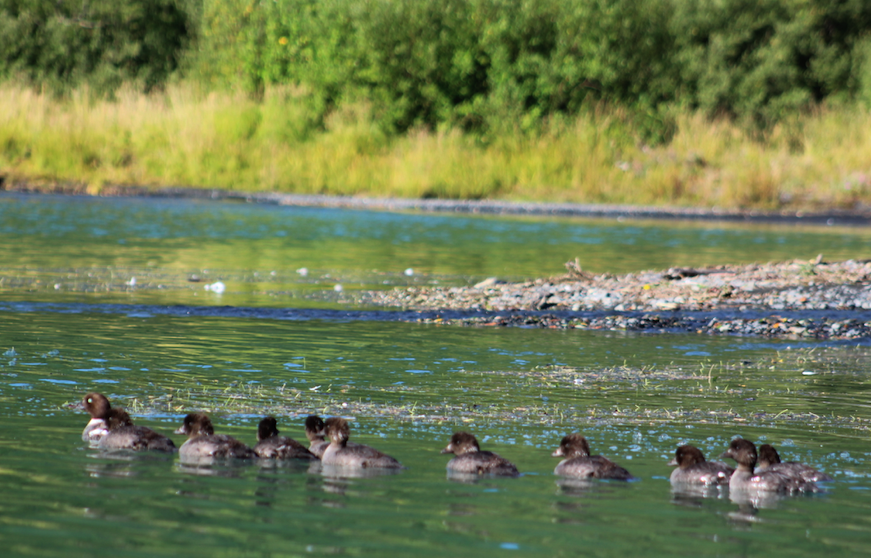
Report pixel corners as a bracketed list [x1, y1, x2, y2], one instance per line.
[1, 192, 870, 558]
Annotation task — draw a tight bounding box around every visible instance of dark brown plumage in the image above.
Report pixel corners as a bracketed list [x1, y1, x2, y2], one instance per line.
[99, 408, 176, 452]
[253, 416, 317, 460]
[721, 438, 818, 493]
[757, 443, 833, 483]
[551, 434, 633, 480]
[321, 418, 403, 469]
[668, 444, 732, 485]
[174, 413, 257, 460]
[80, 392, 112, 442]
[441, 431, 519, 477]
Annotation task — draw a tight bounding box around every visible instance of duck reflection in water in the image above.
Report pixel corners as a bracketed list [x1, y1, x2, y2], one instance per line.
[174, 460, 251, 478]
[554, 477, 627, 497]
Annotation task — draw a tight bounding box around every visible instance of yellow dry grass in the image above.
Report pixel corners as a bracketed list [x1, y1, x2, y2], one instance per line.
[2, 83, 870, 210]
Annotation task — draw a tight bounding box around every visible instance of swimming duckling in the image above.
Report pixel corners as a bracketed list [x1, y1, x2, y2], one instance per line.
[304, 415, 329, 458]
[99, 408, 176, 452]
[321, 418, 403, 469]
[441, 432, 519, 477]
[551, 434, 633, 480]
[305, 415, 365, 458]
[668, 444, 732, 486]
[174, 413, 257, 460]
[253, 416, 317, 460]
[720, 438, 817, 493]
[757, 443, 833, 483]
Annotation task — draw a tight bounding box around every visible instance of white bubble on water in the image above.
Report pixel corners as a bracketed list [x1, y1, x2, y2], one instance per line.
[204, 281, 225, 293]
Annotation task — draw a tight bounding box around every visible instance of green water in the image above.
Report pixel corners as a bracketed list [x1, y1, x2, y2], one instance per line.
[1, 193, 871, 557]
[2, 193, 871, 307]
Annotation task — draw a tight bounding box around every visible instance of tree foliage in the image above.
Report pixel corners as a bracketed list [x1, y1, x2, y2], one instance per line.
[0, 0, 192, 93]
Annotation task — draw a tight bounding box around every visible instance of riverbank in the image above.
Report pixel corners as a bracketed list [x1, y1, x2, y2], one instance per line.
[366, 258, 871, 340]
[2, 84, 871, 213]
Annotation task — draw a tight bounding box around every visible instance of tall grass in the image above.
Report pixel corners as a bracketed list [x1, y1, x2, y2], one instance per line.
[1, 84, 870, 210]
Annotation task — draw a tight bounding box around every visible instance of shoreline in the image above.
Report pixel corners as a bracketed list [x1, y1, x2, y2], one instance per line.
[3, 180, 871, 226]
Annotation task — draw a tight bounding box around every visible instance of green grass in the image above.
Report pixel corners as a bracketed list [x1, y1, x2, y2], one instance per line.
[2, 83, 871, 211]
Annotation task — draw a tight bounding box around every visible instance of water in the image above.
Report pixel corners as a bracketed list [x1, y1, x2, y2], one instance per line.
[1, 192, 871, 557]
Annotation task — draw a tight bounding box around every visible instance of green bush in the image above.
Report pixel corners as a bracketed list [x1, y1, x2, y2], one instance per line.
[0, 0, 192, 94]
[4, 0, 871, 134]
[672, 0, 871, 126]
[195, 0, 681, 136]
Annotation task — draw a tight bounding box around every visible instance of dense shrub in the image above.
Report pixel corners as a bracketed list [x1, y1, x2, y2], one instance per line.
[4, 0, 871, 133]
[672, 0, 871, 126]
[0, 0, 192, 94]
[195, 0, 680, 136]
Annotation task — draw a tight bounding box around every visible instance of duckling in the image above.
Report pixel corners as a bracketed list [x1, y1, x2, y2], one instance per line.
[321, 418, 403, 469]
[253, 416, 317, 460]
[441, 432, 519, 477]
[668, 444, 732, 485]
[720, 438, 817, 493]
[99, 408, 176, 452]
[305, 415, 365, 458]
[551, 434, 633, 480]
[757, 443, 833, 483]
[304, 415, 329, 458]
[174, 413, 257, 460]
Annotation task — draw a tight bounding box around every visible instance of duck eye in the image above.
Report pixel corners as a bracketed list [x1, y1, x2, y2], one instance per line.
[87, 398, 92, 403]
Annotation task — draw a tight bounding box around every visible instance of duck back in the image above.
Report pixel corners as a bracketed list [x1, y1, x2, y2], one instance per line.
[670, 460, 733, 485]
[447, 451, 519, 477]
[255, 436, 317, 460]
[555, 455, 633, 480]
[322, 442, 403, 469]
[180, 435, 257, 460]
[100, 425, 176, 452]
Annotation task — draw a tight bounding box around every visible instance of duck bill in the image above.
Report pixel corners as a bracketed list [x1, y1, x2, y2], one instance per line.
[551, 447, 565, 457]
[667, 458, 678, 466]
[440, 444, 453, 454]
[173, 425, 187, 435]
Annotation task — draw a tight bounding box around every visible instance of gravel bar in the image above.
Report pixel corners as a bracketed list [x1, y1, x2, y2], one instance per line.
[365, 258, 871, 340]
